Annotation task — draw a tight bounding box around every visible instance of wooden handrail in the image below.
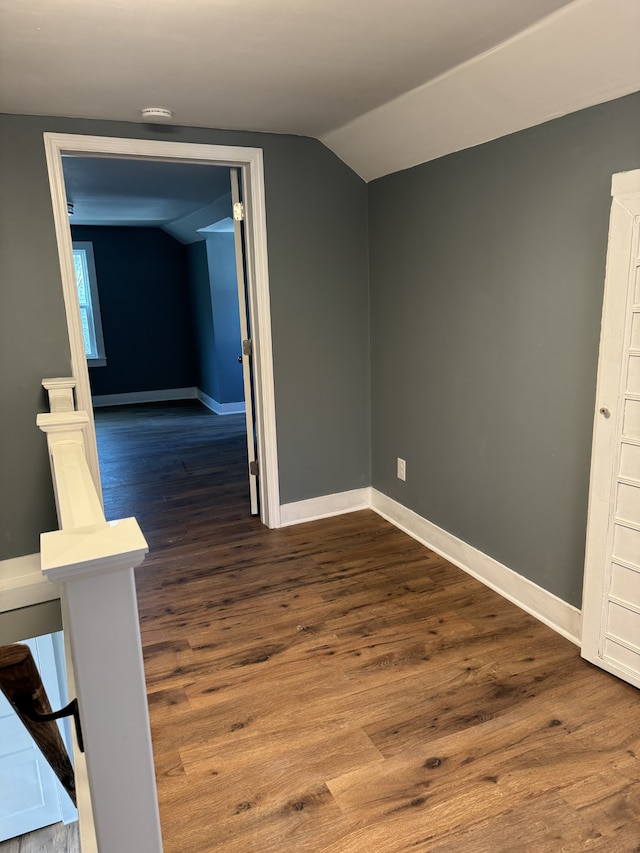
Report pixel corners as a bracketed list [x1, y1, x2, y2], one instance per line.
[0, 643, 76, 805]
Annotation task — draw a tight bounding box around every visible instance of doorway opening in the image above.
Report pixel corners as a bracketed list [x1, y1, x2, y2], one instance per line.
[44, 133, 280, 529]
[62, 158, 258, 518]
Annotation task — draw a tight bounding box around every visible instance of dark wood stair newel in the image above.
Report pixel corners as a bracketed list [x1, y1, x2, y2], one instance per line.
[0, 643, 77, 806]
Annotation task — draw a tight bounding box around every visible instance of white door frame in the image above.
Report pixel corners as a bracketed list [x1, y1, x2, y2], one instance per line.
[230, 168, 259, 515]
[43, 132, 281, 529]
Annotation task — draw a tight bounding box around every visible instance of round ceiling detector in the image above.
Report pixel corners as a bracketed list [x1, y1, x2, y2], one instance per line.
[141, 107, 174, 122]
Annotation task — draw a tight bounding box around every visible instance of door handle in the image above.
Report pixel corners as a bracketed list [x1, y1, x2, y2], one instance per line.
[599, 407, 610, 417]
[238, 355, 243, 363]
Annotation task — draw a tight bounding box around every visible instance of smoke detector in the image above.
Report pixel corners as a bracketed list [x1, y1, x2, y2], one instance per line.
[140, 107, 174, 122]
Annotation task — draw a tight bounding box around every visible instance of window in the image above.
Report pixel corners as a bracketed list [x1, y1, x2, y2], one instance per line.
[72, 242, 106, 366]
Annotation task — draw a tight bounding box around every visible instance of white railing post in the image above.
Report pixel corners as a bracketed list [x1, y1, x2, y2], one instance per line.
[42, 377, 77, 413]
[38, 380, 163, 853]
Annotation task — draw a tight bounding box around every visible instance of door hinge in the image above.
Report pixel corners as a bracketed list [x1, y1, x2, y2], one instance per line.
[249, 459, 259, 476]
[242, 339, 253, 357]
[233, 202, 245, 221]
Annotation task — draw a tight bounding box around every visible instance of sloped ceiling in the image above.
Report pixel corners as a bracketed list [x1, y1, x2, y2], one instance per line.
[1, 0, 639, 181]
[322, 0, 640, 180]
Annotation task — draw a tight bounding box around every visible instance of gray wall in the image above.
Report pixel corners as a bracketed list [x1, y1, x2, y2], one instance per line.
[0, 114, 371, 560]
[368, 91, 640, 607]
[0, 120, 71, 559]
[6, 93, 635, 609]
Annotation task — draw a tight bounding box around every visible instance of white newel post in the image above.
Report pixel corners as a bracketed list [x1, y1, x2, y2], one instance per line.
[38, 379, 163, 853]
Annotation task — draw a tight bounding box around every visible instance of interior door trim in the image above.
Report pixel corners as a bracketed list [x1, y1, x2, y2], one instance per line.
[43, 132, 281, 529]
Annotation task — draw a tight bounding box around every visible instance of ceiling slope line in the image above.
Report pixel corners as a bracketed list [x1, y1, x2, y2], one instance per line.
[321, 0, 640, 181]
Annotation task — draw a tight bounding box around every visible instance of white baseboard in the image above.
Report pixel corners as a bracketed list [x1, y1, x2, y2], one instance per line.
[280, 487, 372, 527]
[371, 489, 582, 646]
[196, 389, 246, 415]
[92, 387, 197, 407]
[0, 552, 61, 612]
[90, 387, 246, 413]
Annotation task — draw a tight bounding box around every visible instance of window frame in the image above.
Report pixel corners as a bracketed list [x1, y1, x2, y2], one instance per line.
[72, 241, 106, 367]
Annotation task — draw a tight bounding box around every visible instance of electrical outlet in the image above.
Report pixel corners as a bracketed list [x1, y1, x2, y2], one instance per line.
[397, 457, 406, 481]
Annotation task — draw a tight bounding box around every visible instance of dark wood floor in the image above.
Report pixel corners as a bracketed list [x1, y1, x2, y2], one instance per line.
[92, 402, 640, 852]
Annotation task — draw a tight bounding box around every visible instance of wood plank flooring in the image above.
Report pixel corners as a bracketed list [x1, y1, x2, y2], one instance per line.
[0, 822, 79, 853]
[92, 402, 640, 852]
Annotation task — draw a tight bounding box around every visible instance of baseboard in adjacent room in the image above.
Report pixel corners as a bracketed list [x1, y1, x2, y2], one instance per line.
[196, 389, 246, 415]
[91, 387, 197, 407]
[370, 489, 582, 645]
[280, 487, 372, 527]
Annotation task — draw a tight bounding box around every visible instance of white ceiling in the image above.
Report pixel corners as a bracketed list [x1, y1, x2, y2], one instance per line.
[62, 157, 231, 228]
[2, 0, 639, 181]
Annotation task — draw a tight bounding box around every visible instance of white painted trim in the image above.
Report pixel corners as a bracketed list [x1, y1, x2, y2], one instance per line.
[239, 151, 280, 527]
[280, 488, 372, 527]
[42, 377, 76, 414]
[230, 169, 259, 516]
[59, 619, 97, 853]
[42, 138, 102, 497]
[37, 404, 160, 853]
[91, 387, 197, 407]
[371, 489, 582, 645]
[43, 132, 280, 530]
[611, 169, 640, 196]
[41, 518, 148, 582]
[73, 241, 105, 364]
[0, 553, 61, 612]
[92, 387, 246, 413]
[196, 389, 245, 415]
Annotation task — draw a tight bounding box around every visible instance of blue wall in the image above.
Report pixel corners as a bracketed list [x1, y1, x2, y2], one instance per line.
[184, 234, 243, 407]
[186, 240, 220, 403]
[205, 233, 243, 405]
[71, 225, 197, 396]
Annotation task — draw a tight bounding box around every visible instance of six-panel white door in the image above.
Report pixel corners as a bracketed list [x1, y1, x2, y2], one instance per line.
[582, 169, 640, 689]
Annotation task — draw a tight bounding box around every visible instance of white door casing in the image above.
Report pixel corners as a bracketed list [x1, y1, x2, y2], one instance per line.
[582, 169, 640, 689]
[230, 169, 259, 515]
[43, 132, 280, 529]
